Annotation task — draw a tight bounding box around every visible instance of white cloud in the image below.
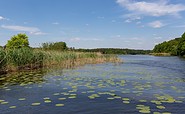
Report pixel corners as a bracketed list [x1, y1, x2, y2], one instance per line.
[1, 25, 47, 35]
[30, 31, 47, 35]
[70, 37, 81, 42]
[117, 0, 185, 17]
[70, 37, 102, 42]
[0, 16, 7, 20]
[124, 15, 141, 23]
[148, 21, 165, 28]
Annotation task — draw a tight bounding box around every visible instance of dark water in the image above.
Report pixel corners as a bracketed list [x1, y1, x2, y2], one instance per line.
[0, 55, 185, 114]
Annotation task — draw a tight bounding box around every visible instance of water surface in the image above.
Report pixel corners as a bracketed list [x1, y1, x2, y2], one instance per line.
[0, 55, 185, 114]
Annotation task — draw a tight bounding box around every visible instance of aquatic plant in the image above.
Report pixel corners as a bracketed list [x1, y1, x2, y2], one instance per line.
[0, 48, 6, 70]
[0, 48, 121, 74]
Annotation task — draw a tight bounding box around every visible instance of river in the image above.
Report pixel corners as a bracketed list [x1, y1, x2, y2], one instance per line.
[0, 55, 185, 114]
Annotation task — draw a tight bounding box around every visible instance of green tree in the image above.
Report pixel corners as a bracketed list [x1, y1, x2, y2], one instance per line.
[6, 33, 29, 49]
[42, 42, 67, 51]
[177, 32, 185, 56]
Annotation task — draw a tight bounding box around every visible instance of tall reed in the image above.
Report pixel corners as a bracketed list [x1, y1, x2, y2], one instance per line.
[0, 48, 121, 74]
[0, 48, 7, 70]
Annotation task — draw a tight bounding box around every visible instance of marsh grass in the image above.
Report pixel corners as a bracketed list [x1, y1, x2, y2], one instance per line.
[42, 51, 121, 68]
[0, 48, 121, 74]
[0, 48, 7, 73]
[149, 53, 171, 56]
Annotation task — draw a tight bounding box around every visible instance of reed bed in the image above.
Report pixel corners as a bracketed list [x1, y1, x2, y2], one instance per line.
[42, 51, 121, 68]
[149, 53, 171, 56]
[0, 48, 121, 74]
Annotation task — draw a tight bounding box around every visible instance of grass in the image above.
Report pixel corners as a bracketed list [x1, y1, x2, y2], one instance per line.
[0, 48, 121, 74]
[149, 53, 171, 56]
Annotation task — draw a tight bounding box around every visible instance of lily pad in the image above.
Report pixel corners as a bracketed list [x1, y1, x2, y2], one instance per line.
[55, 104, 64, 107]
[31, 102, 41, 106]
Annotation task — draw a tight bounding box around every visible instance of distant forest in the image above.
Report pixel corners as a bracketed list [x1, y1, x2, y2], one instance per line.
[153, 32, 185, 56]
[75, 48, 151, 55]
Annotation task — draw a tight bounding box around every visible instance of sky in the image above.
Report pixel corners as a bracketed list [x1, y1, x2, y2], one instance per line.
[0, 0, 185, 50]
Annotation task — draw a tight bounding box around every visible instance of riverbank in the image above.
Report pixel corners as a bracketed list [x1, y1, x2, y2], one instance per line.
[149, 53, 171, 56]
[0, 48, 122, 75]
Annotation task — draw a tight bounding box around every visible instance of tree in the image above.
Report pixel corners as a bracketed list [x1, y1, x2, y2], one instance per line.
[42, 42, 67, 51]
[6, 33, 29, 49]
[177, 32, 185, 56]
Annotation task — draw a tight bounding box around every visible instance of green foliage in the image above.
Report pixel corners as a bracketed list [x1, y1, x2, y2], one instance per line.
[177, 32, 185, 56]
[153, 38, 180, 55]
[6, 33, 29, 49]
[6, 48, 44, 68]
[153, 32, 185, 56]
[42, 42, 67, 51]
[75, 48, 151, 55]
[0, 48, 7, 69]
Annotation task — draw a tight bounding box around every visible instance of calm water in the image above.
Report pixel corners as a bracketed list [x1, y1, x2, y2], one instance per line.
[0, 55, 185, 114]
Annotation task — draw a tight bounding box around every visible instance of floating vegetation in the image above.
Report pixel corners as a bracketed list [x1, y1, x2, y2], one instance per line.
[31, 103, 41, 106]
[9, 106, 16, 109]
[55, 104, 64, 107]
[58, 98, 66, 100]
[53, 93, 60, 96]
[0, 100, 5, 102]
[156, 105, 165, 109]
[1, 101, 9, 105]
[18, 98, 26, 101]
[107, 97, 115, 100]
[122, 98, 130, 101]
[123, 101, 130, 104]
[139, 100, 147, 102]
[162, 112, 171, 114]
[136, 105, 151, 114]
[68, 96, 77, 99]
[88, 94, 100, 99]
[44, 100, 52, 103]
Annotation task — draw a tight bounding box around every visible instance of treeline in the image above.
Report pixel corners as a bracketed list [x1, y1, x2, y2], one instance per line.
[75, 48, 151, 55]
[153, 32, 185, 56]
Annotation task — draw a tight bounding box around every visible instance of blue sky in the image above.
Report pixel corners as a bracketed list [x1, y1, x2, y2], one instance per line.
[0, 0, 185, 49]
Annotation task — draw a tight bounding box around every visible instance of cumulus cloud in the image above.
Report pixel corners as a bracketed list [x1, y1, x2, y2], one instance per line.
[1, 25, 47, 35]
[0, 16, 7, 20]
[148, 21, 165, 28]
[117, 0, 185, 17]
